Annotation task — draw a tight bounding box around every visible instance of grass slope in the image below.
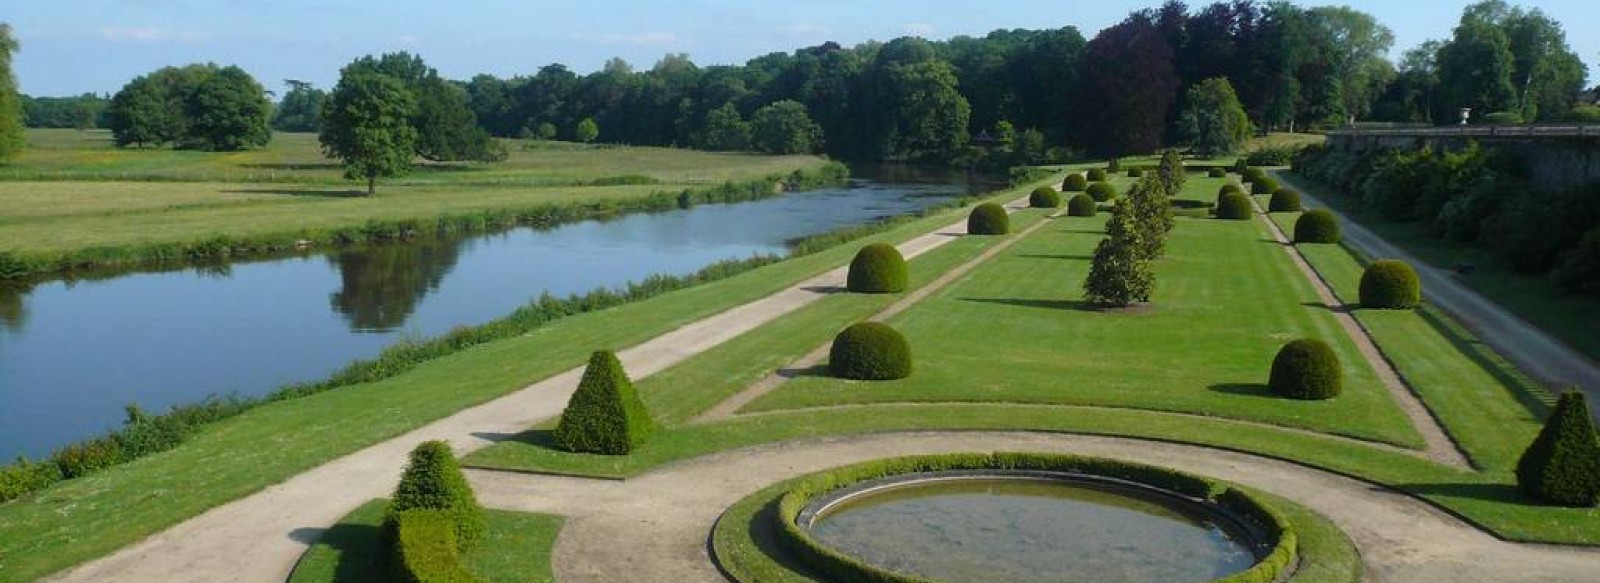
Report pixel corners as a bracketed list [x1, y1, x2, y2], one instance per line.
[286, 499, 561, 583]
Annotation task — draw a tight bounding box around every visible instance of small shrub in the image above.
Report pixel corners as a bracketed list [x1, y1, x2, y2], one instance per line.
[1067, 194, 1097, 217]
[1218, 183, 1244, 197]
[1086, 182, 1118, 202]
[1062, 173, 1089, 192]
[1107, 157, 1122, 172]
[1246, 146, 1296, 167]
[0, 459, 63, 503]
[1243, 167, 1267, 184]
[1087, 168, 1108, 182]
[1269, 339, 1342, 400]
[51, 438, 124, 479]
[829, 322, 911, 380]
[1215, 193, 1254, 220]
[554, 350, 656, 455]
[1233, 158, 1249, 173]
[1251, 177, 1280, 194]
[1517, 391, 1600, 507]
[388, 440, 487, 549]
[1268, 189, 1302, 212]
[1208, 168, 1227, 178]
[1359, 260, 1421, 309]
[1569, 105, 1600, 123]
[1294, 209, 1341, 244]
[1126, 168, 1143, 178]
[1029, 186, 1063, 208]
[846, 243, 908, 293]
[967, 203, 1010, 235]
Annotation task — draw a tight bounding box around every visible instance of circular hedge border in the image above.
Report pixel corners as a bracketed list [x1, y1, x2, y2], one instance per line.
[967, 203, 1010, 235]
[1067, 194, 1097, 217]
[846, 243, 908, 294]
[1029, 186, 1063, 209]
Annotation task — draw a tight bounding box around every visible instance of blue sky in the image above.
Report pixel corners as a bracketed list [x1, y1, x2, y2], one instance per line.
[8, 0, 1597, 97]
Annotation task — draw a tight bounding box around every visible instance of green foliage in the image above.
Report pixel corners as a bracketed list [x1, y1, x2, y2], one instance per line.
[388, 440, 487, 548]
[1126, 168, 1143, 178]
[1215, 193, 1254, 220]
[1246, 147, 1297, 167]
[699, 102, 751, 151]
[388, 510, 485, 583]
[1086, 168, 1108, 181]
[1126, 175, 1174, 260]
[1178, 77, 1252, 156]
[1551, 226, 1600, 294]
[1083, 200, 1154, 306]
[1481, 111, 1524, 125]
[1269, 338, 1343, 400]
[1268, 189, 1303, 212]
[1208, 168, 1227, 178]
[1516, 391, 1600, 507]
[106, 64, 219, 148]
[1086, 181, 1118, 202]
[1061, 173, 1088, 192]
[1028, 185, 1062, 208]
[846, 243, 908, 293]
[574, 118, 599, 144]
[1157, 150, 1187, 196]
[1359, 260, 1421, 309]
[272, 80, 326, 133]
[1250, 177, 1280, 194]
[1067, 194, 1097, 217]
[967, 203, 1009, 235]
[320, 69, 418, 194]
[0, 458, 60, 503]
[554, 350, 655, 454]
[184, 66, 273, 151]
[828, 322, 912, 380]
[0, 24, 23, 161]
[750, 100, 822, 154]
[1219, 183, 1245, 197]
[1569, 106, 1600, 123]
[1106, 157, 1121, 172]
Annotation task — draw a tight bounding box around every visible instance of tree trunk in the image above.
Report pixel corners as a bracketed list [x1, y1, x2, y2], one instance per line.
[367, 175, 376, 196]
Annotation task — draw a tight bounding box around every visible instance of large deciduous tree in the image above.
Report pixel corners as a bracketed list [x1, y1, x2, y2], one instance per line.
[750, 100, 821, 154]
[343, 52, 504, 162]
[0, 23, 24, 161]
[272, 80, 326, 133]
[319, 70, 418, 195]
[184, 65, 272, 151]
[1178, 77, 1252, 156]
[1074, 14, 1179, 156]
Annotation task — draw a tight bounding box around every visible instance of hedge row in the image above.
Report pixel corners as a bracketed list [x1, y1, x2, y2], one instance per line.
[774, 453, 1295, 583]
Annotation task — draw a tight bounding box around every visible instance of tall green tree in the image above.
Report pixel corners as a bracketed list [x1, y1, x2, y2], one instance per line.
[1073, 14, 1178, 156]
[1128, 173, 1176, 260]
[106, 77, 168, 147]
[1178, 77, 1252, 156]
[1436, 9, 1518, 121]
[272, 80, 326, 132]
[0, 23, 23, 161]
[184, 65, 272, 151]
[697, 102, 750, 151]
[1083, 200, 1155, 307]
[344, 52, 503, 162]
[319, 70, 418, 195]
[750, 100, 821, 154]
[872, 59, 970, 162]
[1308, 6, 1396, 124]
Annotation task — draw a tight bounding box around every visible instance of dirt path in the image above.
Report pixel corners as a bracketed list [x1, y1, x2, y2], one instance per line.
[1249, 195, 1469, 468]
[39, 198, 1028, 583]
[468, 431, 1600, 583]
[1274, 172, 1600, 409]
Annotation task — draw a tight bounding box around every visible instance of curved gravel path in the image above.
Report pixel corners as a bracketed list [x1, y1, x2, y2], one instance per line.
[467, 431, 1600, 583]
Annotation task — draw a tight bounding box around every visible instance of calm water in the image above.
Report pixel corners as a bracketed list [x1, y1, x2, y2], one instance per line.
[0, 168, 992, 459]
[810, 478, 1259, 583]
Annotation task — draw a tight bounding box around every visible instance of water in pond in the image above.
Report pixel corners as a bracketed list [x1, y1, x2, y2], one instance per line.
[809, 477, 1259, 583]
[0, 168, 995, 460]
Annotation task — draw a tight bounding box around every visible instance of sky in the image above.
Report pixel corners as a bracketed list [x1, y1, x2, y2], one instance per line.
[7, 0, 1598, 97]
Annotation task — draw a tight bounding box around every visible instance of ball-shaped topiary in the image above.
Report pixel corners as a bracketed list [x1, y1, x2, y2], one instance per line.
[847, 243, 908, 293]
[1243, 167, 1267, 183]
[1208, 168, 1227, 178]
[1215, 193, 1254, 220]
[1067, 194, 1097, 217]
[1359, 260, 1421, 309]
[1268, 188, 1302, 212]
[388, 440, 487, 548]
[1251, 177, 1280, 194]
[1268, 339, 1342, 400]
[1294, 209, 1340, 243]
[829, 322, 911, 380]
[1517, 391, 1600, 507]
[968, 203, 1010, 235]
[1086, 182, 1118, 202]
[1030, 186, 1063, 209]
[1062, 173, 1089, 192]
[554, 350, 655, 455]
[1218, 183, 1245, 197]
[1087, 168, 1108, 182]
[1126, 168, 1143, 178]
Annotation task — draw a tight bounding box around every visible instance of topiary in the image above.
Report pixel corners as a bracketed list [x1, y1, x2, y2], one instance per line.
[1086, 182, 1118, 202]
[846, 243, 908, 293]
[1087, 168, 1108, 182]
[1215, 193, 1254, 220]
[1067, 194, 1097, 217]
[1030, 185, 1063, 209]
[1251, 177, 1280, 194]
[967, 203, 1010, 235]
[1294, 209, 1340, 243]
[1107, 157, 1122, 172]
[829, 322, 911, 380]
[1359, 260, 1421, 309]
[1233, 158, 1249, 174]
[1243, 167, 1267, 184]
[1268, 188, 1302, 212]
[1516, 391, 1600, 507]
[1218, 183, 1244, 197]
[1268, 339, 1342, 400]
[1208, 168, 1227, 178]
[1062, 173, 1089, 192]
[554, 350, 655, 455]
[388, 440, 487, 549]
[1126, 168, 1143, 178]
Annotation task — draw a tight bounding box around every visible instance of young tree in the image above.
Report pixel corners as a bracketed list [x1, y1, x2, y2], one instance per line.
[535, 122, 557, 140]
[750, 100, 821, 154]
[574, 117, 599, 143]
[1083, 201, 1155, 307]
[319, 70, 417, 195]
[1126, 174, 1175, 260]
[184, 65, 272, 151]
[1178, 78, 1252, 156]
[0, 23, 23, 161]
[698, 101, 750, 151]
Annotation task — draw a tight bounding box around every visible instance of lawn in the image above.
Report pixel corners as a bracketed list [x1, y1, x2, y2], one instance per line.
[287, 499, 561, 583]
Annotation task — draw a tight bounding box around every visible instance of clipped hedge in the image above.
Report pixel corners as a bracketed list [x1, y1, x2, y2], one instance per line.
[554, 350, 656, 454]
[1294, 209, 1341, 244]
[1062, 173, 1089, 192]
[1359, 260, 1421, 309]
[1208, 168, 1228, 178]
[967, 203, 1010, 235]
[1219, 183, 1245, 197]
[773, 453, 1295, 583]
[1107, 157, 1122, 172]
[1269, 339, 1342, 400]
[1087, 168, 1108, 182]
[389, 510, 485, 583]
[1517, 391, 1600, 507]
[1250, 177, 1280, 194]
[1029, 186, 1063, 209]
[1126, 168, 1144, 178]
[1215, 193, 1254, 220]
[829, 322, 912, 381]
[1067, 194, 1098, 217]
[846, 243, 908, 294]
[1268, 189, 1302, 212]
[389, 440, 487, 549]
[1086, 182, 1118, 202]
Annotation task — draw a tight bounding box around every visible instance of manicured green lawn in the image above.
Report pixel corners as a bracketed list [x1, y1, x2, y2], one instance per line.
[287, 499, 561, 583]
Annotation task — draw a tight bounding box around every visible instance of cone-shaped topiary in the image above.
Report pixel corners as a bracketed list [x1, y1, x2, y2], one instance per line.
[1087, 168, 1108, 182]
[554, 350, 655, 455]
[1219, 183, 1244, 197]
[1067, 194, 1098, 217]
[1268, 339, 1342, 400]
[1294, 209, 1340, 243]
[1359, 260, 1421, 309]
[1215, 193, 1254, 220]
[1086, 182, 1118, 202]
[388, 440, 487, 548]
[1062, 173, 1089, 192]
[829, 322, 911, 380]
[847, 243, 907, 293]
[1030, 186, 1063, 208]
[1233, 158, 1249, 174]
[1126, 168, 1143, 178]
[1208, 168, 1227, 178]
[1251, 177, 1280, 194]
[968, 203, 1010, 235]
[1517, 391, 1600, 507]
[1268, 188, 1302, 212]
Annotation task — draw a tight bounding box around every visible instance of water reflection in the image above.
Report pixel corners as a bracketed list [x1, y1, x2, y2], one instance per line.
[0, 284, 25, 332]
[328, 240, 463, 332]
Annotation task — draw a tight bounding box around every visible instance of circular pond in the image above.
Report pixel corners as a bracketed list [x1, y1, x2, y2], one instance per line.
[799, 472, 1267, 583]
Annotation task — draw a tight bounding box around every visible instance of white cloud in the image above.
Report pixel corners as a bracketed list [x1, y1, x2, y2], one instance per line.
[903, 22, 937, 37]
[98, 26, 209, 43]
[780, 23, 831, 36]
[574, 32, 680, 46]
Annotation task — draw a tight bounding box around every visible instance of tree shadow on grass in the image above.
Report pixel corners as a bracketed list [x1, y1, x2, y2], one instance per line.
[1209, 383, 1275, 398]
[292, 521, 386, 582]
[1016, 254, 1094, 261]
[1057, 228, 1106, 235]
[1300, 301, 1353, 313]
[800, 285, 846, 294]
[222, 188, 369, 198]
[722, 498, 827, 579]
[1401, 481, 1536, 506]
[497, 429, 561, 450]
[777, 364, 830, 379]
[960, 297, 1100, 312]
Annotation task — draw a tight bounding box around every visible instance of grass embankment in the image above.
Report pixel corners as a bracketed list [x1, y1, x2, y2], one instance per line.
[0, 175, 1056, 583]
[287, 499, 561, 583]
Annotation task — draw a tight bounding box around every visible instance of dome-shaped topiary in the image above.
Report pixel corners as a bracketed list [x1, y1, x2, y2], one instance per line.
[1215, 193, 1254, 220]
[847, 243, 908, 293]
[1218, 183, 1245, 197]
[1251, 177, 1280, 194]
[1243, 167, 1267, 183]
[1126, 168, 1144, 178]
[1268, 339, 1342, 400]
[1030, 186, 1063, 208]
[1359, 260, 1421, 309]
[1517, 391, 1600, 507]
[1086, 182, 1118, 202]
[388, 440, 487, 548]
[829, 322, 911, 380]
[1207, 168, 1227, 178]
[1268, 188, 1302, 212]
[1294, 209, 1340, 243]
[1087, 168, 1108, 182]
[1062, 173, 1089, 192]
[968, 203, 1010, 235]
[555, 350, 655, 455]
[1067, 194, 1097, 217]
